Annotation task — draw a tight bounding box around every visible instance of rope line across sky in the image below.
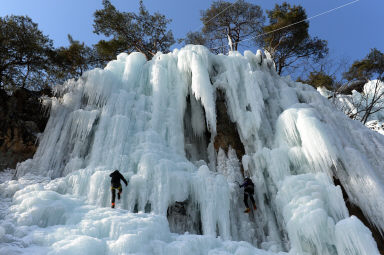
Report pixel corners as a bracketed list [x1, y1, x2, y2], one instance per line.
[206, 0, 360, 51]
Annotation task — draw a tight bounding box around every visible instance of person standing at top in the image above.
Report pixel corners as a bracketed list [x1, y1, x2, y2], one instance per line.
[239, 177, 257, 213]
[109, 169, 128, 208]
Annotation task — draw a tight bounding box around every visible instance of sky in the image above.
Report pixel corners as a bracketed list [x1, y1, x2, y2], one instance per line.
[1, 0, 383, 64]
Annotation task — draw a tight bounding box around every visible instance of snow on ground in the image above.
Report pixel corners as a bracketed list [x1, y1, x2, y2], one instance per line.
[0, 170, 282, 255]
[1, 46, 383, 254]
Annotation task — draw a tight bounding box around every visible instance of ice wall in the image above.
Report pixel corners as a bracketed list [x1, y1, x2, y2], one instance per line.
[1, 45, 383, 254]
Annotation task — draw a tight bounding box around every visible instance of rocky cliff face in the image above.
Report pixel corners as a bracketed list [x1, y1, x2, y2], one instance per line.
[0, 88, 50, 170]
[214, 89, 245, 170]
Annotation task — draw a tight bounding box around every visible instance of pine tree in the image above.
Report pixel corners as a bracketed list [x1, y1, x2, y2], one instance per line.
[197, 0, 265, 53]
[93, 0, 175, 60]
[259, 2, 328, 75]
[344, 48, 384, 82]
[49, 35, 100, 83]
[0, 15, 53, 91]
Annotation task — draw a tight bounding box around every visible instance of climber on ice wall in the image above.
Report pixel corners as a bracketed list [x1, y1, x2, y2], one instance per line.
[109, 169, 128, 208]
[239, 177, 257, 213]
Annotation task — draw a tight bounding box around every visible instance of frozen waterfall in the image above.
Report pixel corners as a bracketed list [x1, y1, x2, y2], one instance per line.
[1, 45, 383, 255]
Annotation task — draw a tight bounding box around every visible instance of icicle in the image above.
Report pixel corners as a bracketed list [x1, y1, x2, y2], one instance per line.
[227, 34, 234, 52]
[3, 45, 383, 255]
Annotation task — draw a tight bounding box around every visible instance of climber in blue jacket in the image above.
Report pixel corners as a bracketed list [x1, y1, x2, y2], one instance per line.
[110, 169, 128, 208]
[239, 177, 257, 213]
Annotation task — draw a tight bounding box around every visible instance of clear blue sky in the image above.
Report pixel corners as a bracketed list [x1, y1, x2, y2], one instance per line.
[1, 0, 383, 63]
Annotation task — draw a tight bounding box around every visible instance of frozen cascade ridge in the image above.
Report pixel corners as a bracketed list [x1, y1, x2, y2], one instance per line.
[1, 45, 384, 255]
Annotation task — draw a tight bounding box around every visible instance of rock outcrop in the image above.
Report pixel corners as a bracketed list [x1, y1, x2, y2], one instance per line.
[214, 89, 245, 172]
[0, 88, 50, 170]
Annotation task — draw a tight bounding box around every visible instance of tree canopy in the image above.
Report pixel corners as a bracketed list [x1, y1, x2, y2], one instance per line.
[182, 31, 207, 47]
[93, 0, 175, 60]
[50, 35, 100, 84]
[258, 2, 328, 75]
[344, 48, 384, 81]
[197, 0, 265, 53]
[298, 71, 335, 91]
[0, 15, 53, 91]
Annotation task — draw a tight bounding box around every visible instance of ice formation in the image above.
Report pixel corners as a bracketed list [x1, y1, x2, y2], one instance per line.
[319, 80, 384, 135]
[1, 45, 383, 255]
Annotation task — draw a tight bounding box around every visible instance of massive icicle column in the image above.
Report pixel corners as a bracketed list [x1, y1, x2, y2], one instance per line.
[1, 45, 383, 254]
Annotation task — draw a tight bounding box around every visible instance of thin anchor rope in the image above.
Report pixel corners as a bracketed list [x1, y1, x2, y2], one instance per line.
[212, 0, 360, 51]
[243, 0, 360, 43]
